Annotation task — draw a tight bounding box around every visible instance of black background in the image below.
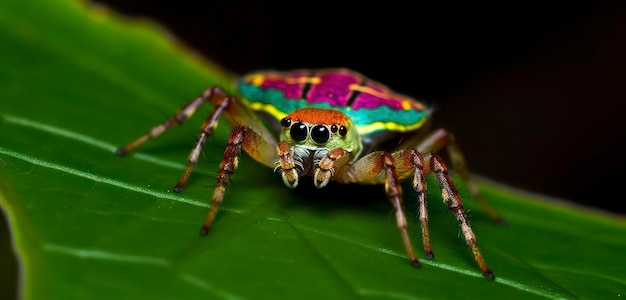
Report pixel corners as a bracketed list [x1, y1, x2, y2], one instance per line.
[90, 1, 626, 214]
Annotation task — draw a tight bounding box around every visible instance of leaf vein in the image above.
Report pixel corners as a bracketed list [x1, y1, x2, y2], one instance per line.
[43, 243, 169, 266]
[0, 147, 240, 213]
[295, 224, 568, 299]
[3, 114, 186, 170]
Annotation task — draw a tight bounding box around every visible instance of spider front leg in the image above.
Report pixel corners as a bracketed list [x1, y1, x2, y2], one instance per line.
[115, 86, 235, 192]
[201, 125, 277, 234]
[314, 148, 350, 188]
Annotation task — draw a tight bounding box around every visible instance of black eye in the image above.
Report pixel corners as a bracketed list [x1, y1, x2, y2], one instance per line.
[330, 124, 338, 133]
[290, 122, 308, 142]
[338, 126, 348, 136]
[281, 118, 291, 127]
[311, 125, 330, 144]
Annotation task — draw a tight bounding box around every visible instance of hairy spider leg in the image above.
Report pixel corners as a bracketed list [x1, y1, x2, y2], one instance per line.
[400, 128, 504, 224]
[408, 151, 431, 259]
[116, 87, 281, 233]
[334, 150, 421, 268]
[115, 87, 276, 193]
[429, 153, 494, 280]
[313, 147, 351, 188]
[201, 125, 277, 235]
[116, 87, 228, 156]
[276, 141, 299, 188]
[333, 149, 494, 279]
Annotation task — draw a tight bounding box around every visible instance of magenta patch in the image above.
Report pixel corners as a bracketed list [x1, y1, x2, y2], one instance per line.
[250, 69, 421, 112]
[306, 72, 358, 106]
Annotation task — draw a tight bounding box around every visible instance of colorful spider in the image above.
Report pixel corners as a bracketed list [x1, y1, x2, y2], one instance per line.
[116, 68, 500, 279]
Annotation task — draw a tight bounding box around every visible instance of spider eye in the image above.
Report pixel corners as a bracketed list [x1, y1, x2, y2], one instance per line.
[311, 125, 330, 144]
[290, 122, 308, 142]
[330, 124, 338, 133]
[338, 126, 348, 136]
[280, 118, 292, 127]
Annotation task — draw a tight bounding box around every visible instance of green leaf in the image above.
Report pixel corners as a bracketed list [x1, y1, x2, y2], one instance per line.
[1, 1, 625, 299]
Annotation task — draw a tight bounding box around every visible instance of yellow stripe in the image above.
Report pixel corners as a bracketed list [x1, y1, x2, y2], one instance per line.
[242, 98, 427, 136]
[349, 84, 425, 111]
[356, 117, 428, 135]
[348, 84, 392, 100]
[244, 99, 287, 120]
[246, 74, 265, 86]
[285, 77, 321, 84]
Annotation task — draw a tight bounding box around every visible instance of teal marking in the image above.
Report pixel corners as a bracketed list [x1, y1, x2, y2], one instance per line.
[238, 83, 428, 132]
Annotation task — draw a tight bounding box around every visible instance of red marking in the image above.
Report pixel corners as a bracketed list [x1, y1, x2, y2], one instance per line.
[286, 107, 351, 127]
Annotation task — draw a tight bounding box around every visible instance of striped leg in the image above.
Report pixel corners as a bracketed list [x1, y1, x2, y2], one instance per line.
[116, 86, 230, 156]
[430, 153, 494, 279]
[382, 152, 421, 268]
[416, 128, 504, 224]
[410, 151, 433, 260]
[173, 94, 234, 192]
[115, 86, 235, 193]
[338, 149, 494, 279]
[314, 148, 350, 188]
[338, 151, 420, 268]
[276, 141, 300, 188]
[201, 125, 277, 235]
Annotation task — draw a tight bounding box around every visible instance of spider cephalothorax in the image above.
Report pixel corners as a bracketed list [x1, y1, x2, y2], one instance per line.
[277, 107, 362, 188]
[116, 68, 501, 279]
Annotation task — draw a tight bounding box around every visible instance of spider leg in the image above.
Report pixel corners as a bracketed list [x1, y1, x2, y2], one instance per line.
[116, 86, 231, 156]
[411, 128, 504, 224]
[337, 151, 421, 268]
[201, 125, 278, 235]
[386, 150, 432, 260]
[116, 86, 277, 194]
[338, 149, 494, 278]
[173, 93, 235, 192]
[314, 148, 350, 188]
[115, 86, 235, 192]
[276, 142, 299, 188]
[429, 153, 494, 279]
[395, 150, 433, 260]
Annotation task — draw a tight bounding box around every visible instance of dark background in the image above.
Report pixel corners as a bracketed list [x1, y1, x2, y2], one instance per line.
[91, 1, 626, 214]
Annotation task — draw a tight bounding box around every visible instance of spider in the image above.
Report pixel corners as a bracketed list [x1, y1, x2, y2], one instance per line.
[116, 68, 500, 279]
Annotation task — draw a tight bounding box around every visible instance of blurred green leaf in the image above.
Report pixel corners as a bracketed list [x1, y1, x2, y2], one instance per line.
[1, 1, 625, 299]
